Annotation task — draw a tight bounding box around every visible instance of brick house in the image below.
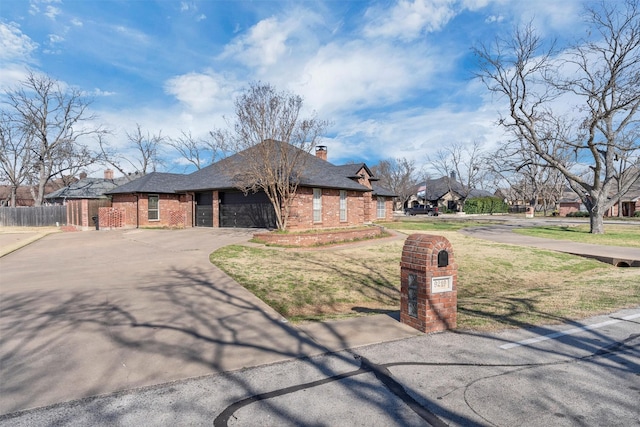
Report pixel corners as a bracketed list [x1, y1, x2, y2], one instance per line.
[1, 178, 74, 207]
[557, 179, 640, 217]
[413, 175, 493, 213]
[45, 170, 134, 229]
[606, 178, 640, 217]
[104, 141, 395, 230]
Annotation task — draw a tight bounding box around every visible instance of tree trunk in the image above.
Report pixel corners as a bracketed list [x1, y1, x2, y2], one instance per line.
[589, 211, 605, 234]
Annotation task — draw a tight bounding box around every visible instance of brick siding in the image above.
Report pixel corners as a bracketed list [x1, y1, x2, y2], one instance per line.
[110, 193, 193, 228]
[254, 226, 386, 247]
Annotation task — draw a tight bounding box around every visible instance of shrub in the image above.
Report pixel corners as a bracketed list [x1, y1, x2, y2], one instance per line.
[566, 211, 590, 217]
[463, 197, 509, 214]
[634, 211, 640, 217]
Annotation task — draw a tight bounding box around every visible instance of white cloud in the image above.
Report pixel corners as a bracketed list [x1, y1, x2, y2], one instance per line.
[363, 0, 457, 41]
[220, 9, 323, 74]
[0, 22, 38, 61]
[113, 25, 150, 45]
[164, 71, 237, 113]
[292, 39, 442, 116]
[196, 14, 206, 22]
[323, 102, 507, 168]
[485, 15, 504, 23]
[88, 88, 116, 97]
[48, 33, 64, 44]
[45, 5, 61, 20]
[222, 17, 290, 68]
[509, 0, 584, 36]
[71, 18, 83, 27]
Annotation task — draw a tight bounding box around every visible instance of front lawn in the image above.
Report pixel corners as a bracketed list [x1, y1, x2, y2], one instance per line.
[210, 224, 640, 330]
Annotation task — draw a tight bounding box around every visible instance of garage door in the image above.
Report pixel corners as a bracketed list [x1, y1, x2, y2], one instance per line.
[195, 192, 213, 227]
[220, 191, 276, 228]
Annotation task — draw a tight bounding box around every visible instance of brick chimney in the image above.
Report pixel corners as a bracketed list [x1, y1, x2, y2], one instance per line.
[315, 145, 327, 161]
[104, 169, 114, 180]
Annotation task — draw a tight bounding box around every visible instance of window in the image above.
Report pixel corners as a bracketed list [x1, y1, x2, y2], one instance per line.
[148, 195, 159, 221]
[340, 190, 347, 222]
[377, 197, 386, 219]
[313, 188, 322, 223]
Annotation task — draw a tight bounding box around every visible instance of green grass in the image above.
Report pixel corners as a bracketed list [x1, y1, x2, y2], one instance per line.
[210, 228, 640, 331]
[514, 224, 640, 248]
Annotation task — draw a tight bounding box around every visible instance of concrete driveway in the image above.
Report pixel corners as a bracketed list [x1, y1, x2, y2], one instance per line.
[0, 228, 421, 415]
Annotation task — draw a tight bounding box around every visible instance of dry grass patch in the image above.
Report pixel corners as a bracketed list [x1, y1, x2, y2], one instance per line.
[210, 229, 640, 330]
[211, 242, 402, 321]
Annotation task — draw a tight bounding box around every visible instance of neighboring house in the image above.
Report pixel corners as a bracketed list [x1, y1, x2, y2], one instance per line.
[557, 187, 584, 216]
[0, 185, 38, 207]
[414, 175, 493, 212]
[557, 179, 640, 217]
[0, 178, 72, 207]
[44, 170, 134, 229]
[104, 141, 395, 230]
[607, 178, 640, 217]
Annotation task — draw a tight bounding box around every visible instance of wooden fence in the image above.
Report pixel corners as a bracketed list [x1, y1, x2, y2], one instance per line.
[0, 206, 67, 227]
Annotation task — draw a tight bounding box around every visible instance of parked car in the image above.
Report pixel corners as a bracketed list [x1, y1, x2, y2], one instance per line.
[405, 205, 439, 216]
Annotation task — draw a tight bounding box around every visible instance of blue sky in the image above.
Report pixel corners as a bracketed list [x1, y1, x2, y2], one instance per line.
[1, 0, 590, 175]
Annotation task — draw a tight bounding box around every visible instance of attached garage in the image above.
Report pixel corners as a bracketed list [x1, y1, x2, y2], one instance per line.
[219, 191, 276, 229]
[195, 192, 214, 227]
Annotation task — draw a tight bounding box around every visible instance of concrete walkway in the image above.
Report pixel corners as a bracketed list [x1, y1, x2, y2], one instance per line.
[460, 224, 640, 267]
[0, 228, 419, 415]
[0, 227, 60, 258]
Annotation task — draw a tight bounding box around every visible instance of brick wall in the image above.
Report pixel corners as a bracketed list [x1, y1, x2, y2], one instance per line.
[254, 226, 385, 247]
[110, 193, 193, 228]
[558, 202, 580, 217]
[287, 187, 366, 230]
[98, 207, 125, 229]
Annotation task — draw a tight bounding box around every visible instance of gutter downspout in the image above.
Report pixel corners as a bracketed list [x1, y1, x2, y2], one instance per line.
[135, 193, 140, 229]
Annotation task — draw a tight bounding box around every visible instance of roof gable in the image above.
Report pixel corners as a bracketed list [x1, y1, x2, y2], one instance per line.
[45, 176, 130, 199]
[179, 140, 373, 192]
[107, 172, 189, 194]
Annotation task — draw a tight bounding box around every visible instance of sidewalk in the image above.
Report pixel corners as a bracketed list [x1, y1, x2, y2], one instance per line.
[460, 224, 640, 267]
[0, 227, 60, 258]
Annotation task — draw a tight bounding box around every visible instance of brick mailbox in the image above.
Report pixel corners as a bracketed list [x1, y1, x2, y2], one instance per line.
[400, 234, 457, 333]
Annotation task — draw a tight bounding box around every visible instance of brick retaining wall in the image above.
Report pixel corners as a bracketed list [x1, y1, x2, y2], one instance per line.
[253, 226, 386, 247]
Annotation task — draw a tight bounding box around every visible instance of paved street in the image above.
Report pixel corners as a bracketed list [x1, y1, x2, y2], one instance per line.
[1, 308, 638, 426]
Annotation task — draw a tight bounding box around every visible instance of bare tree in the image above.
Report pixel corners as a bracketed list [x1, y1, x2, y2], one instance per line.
[166, 130, 226, 171]
[0, 111, 34, 206]
[428, 141, 486, 211]
[99, 124, 164, 179]
[371, 157, 417, 210]
[3, 71, 104, 205]
[211, 82, 328, 230]
[487, 139, 570, 215]
[474, 0, 640, 233]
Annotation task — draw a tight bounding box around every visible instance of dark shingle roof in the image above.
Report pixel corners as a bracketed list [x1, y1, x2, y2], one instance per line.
[178, 141, 372, 193]
[45, 176, 130, 200]
[107, 172, 189, 194]
[420, 176, 491, 200]
[372, 183, 396, 197]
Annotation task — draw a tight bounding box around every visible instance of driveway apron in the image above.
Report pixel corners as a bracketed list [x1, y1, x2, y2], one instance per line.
[0, 228, 330, 415]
